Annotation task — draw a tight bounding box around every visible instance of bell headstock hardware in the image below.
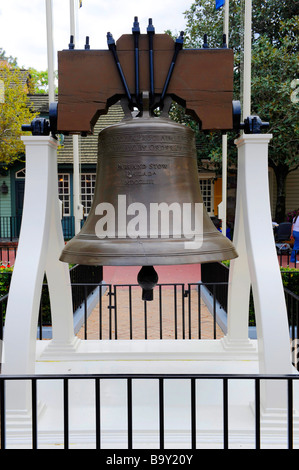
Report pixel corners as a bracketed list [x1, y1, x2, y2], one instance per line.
[55, 17, 238, 135]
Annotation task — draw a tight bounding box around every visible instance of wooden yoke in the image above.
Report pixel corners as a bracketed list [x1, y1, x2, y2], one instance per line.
[57, 33, 234, 135]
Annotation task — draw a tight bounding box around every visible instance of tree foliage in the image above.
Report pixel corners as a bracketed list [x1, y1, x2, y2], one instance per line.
[0, 51, 57, 168]
[251, 18, 299, 221]
[28, 68, 58, 95]
[0, 65, 38, 166]
[171, 0, 299, 221]
[0, 48, 18, 67]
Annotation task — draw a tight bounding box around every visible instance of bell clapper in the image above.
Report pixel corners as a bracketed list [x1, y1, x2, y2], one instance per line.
[137, 266, 159, 301]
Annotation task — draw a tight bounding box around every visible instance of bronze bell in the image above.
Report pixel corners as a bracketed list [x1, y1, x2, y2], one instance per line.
[60, 106, 237, 298]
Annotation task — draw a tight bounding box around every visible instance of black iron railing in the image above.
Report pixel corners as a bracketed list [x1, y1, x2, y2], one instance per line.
[202, 263, 299, 320]
[1, 278, 299, 349]
[0, 373, 298, 450]
[0, 216, 86, 242]
[277, 249, 299, 267]
[76, 281, 227, 341]
[286, 287, 299, 343]
[61, 216, 75, 240]
[201, 263, 229, 311]
[0, 265, 102, 336]
[69, 265, 102, 312]
[0, 293, 7, 341]
[0, 216, 22, 241]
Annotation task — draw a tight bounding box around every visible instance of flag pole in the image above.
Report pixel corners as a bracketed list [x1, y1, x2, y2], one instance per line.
[45, 0, 55, 104]
[243, 0, 252, 119]
[70, 0, 82, 235]
[221, 0, 229, 237]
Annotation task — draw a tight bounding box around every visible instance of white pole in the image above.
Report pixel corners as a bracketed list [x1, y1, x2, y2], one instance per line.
[243, 0, 252, 119]
[70, 0, 82, 235]
[223, 0, 229, 40]
[221, 0, 229, 236]
[45, 0, 55, 104]
[221, 134, 227, 235]
[70, 0, 76, 37]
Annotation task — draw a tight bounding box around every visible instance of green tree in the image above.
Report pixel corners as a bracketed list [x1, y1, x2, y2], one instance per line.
[172, 0, 299, 222]
[0, 48, 18, 67]
[29, 68, 58, 95]
[251, 20, 298, 222]
[0, 64, 38, 166]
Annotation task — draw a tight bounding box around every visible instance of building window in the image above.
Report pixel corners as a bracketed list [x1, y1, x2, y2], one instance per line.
[58, 174, 70, 216]
[199, 178, 214, 215]
[81, 173, 96, 215]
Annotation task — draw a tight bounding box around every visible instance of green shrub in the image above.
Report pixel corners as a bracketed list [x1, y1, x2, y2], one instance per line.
[0, 265, 13, 298]
[0, 266, 51, 324]
[281, 267, 299, 296]
[222, 262, 299, 326]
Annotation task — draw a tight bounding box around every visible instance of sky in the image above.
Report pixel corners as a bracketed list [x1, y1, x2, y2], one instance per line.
[0, 0, 193, 71]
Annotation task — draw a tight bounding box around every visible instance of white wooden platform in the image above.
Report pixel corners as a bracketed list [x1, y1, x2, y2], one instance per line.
[4, 339, 299, 450]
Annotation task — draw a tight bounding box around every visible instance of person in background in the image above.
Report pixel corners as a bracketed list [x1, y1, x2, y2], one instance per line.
[226, 222, 232, 240]
[290, 210, 299, 263]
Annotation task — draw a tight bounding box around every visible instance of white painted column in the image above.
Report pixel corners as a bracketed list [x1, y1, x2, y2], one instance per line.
[225, 134, 293, 410]
[220, 0, 229, 235]
[2, 136, 76, 412]
[222, 181, 252, 350]
[44, 168, 80, 355]
[69, 0, 83, 235]
[45, 0, 55, 104]
[243, 0, 252, 119]
[72, 134, 83, 235]
[221, 135, 227, 235]
[239, 135, 292, 370]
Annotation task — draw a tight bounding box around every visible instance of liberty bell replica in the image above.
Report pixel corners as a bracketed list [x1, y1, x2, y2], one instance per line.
[59, 18, 238, 299]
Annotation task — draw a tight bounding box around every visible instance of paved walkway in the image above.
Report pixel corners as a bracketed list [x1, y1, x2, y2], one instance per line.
[77, 265, 224, 341]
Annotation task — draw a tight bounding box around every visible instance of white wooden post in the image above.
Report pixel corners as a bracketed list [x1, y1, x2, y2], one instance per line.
[2, 136, 77, 413]
[220, 0, 229, 235]
[224, 133, 293, 411]
[69, 0, 83, 235]
[222, 184, 252, 350]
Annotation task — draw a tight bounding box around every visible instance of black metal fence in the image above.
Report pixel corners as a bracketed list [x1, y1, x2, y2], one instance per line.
[201, 263, 229, 311]
[76, 281, 229, 342]
[69, 265, 102, 312]
[0, 216, 85, 242]
[1, 276, 299, 348]
[0, 216, 22, 241]
[286, 287, 299, 342]
[201, 263, 299, 327]
[0, 293, 7, 342]
[1, 272, 299, 449]
[61, 216, 75, 240]
[0, 265, 102, 339]
[0, 373, 298, 450]
[277, 248, 299, 267]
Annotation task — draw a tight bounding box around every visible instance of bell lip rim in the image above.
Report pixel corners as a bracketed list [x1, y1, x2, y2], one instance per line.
[68, 231, 231, 241]
[59, 249, 238, 265]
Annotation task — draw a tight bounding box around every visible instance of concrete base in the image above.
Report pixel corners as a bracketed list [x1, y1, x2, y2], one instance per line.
[3, 339, 299, 449]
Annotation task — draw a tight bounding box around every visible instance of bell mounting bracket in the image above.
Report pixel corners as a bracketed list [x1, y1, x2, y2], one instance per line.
[22, 102, 58, 138]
